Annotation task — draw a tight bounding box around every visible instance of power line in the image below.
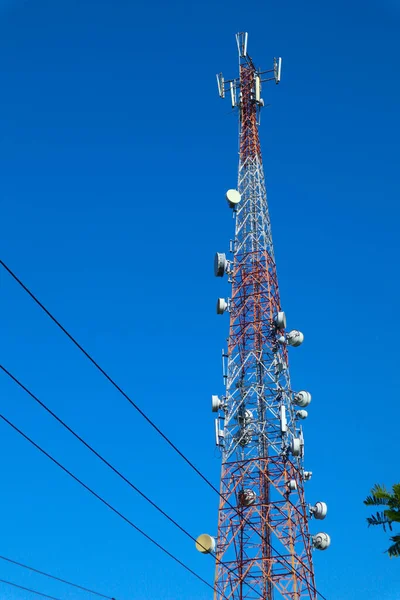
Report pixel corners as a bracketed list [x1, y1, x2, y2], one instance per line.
[0, 578, 62, 600]
[0, 411, 217, 596]
[0, 260, 328, 599]
[0, 365, 265, 600]
[0, 260, 219, 493]
[0, 555, 115, 599]
[0, 364, 199, 547]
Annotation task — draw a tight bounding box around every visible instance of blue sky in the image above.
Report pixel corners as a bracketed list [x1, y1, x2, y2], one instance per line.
[0, 0, 399, 598]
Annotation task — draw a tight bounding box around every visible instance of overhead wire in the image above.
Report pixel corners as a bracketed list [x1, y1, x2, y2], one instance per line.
[0, 260, 222, 495]
[0, 365, 198, 545]
[0, 554, 115, 599]
[0, 259, 328, 600]
[0, 411, 221, 598]
[0, 577, 62, 600]
[0, 364, 265, 600]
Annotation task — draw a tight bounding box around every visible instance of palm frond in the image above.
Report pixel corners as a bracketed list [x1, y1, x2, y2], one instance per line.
[391, 484, 400, 506]
[365, 483, 400, 558]
[364, 494, 390, 507]
[387, 534, 400, 558]
[364, 484, 392, 506]
[367, 512, 392, 531]
[385, 509, 400, 524]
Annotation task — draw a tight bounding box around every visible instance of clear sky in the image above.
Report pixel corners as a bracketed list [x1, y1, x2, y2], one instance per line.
[0, 0, 399, 599]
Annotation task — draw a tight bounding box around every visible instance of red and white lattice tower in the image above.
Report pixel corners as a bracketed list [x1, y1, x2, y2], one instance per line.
[196, 33, 330, 600]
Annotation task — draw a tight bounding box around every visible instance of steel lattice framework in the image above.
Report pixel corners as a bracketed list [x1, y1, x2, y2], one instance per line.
[210, 34, 325, 600]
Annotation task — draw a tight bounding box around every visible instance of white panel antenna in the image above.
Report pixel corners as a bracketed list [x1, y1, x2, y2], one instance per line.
[215, 418, 225, 446]
[299, 427, 305, 458]
[274, 57, 282, 84]
[255, 75, 261, 103]
[236, 32, 248, 58]
[222, 349, 227, 382]
[216, 73, 225, 98]
[280, 405, 287, 433]
[230, 81, 237, 108]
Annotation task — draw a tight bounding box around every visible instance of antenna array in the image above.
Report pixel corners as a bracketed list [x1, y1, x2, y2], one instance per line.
[196, 33, 330, 600]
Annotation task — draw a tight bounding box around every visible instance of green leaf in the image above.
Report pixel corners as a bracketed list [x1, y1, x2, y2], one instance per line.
[364, 493, 390, 507]
[367, 512, 392, 531]
[385, 509, 400, 523]
[389, 484, 400, 509]
[387, 534, 400, 558]
[392, 484, 400, 501]
[364, 484, 397, 506]
[364, 496, 386, 507]
[365, 483, 400, 558]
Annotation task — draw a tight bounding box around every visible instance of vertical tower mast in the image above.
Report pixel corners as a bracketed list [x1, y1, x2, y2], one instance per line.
[197, 33, 330, 600]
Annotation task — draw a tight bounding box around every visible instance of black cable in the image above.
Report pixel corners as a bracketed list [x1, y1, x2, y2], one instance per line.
[0, 259, 328, 600]
[0, 260, 221, 495]
[0, 364, 200, 548]
[0, 411, 218, 596]
[0, 555, 115, 599]
[0, 578, 62, 600]
[0, 365, 265, 600]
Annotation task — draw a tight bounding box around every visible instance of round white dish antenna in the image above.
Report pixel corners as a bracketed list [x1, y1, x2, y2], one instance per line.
[311, 502, 328, 520]
[195, 533, 216, 554]
[291, 437, 301, 456]
[211, 395, 222, 412]
[287, 479, 297, 492]
[214, 252, 227, 277]
[312, 532, 331, 551]
[275, 311, 286, 330]
[294, 391, 312, 407]
[296, 410, 308, 420]
[238, 431, 252, 446]
[226, 189, 241, 208]
[287, 330, 304, 347]
[238, 489, 256, 507]
[237, 409, 252, 425]
[216, 298, 228, 314]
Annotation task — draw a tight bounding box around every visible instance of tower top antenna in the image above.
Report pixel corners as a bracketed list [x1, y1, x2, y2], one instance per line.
[236, 31, 248, 59]
[216, 34, 282, 115]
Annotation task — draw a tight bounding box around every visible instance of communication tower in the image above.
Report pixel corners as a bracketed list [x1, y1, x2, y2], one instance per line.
[196, 33, 330, 599]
